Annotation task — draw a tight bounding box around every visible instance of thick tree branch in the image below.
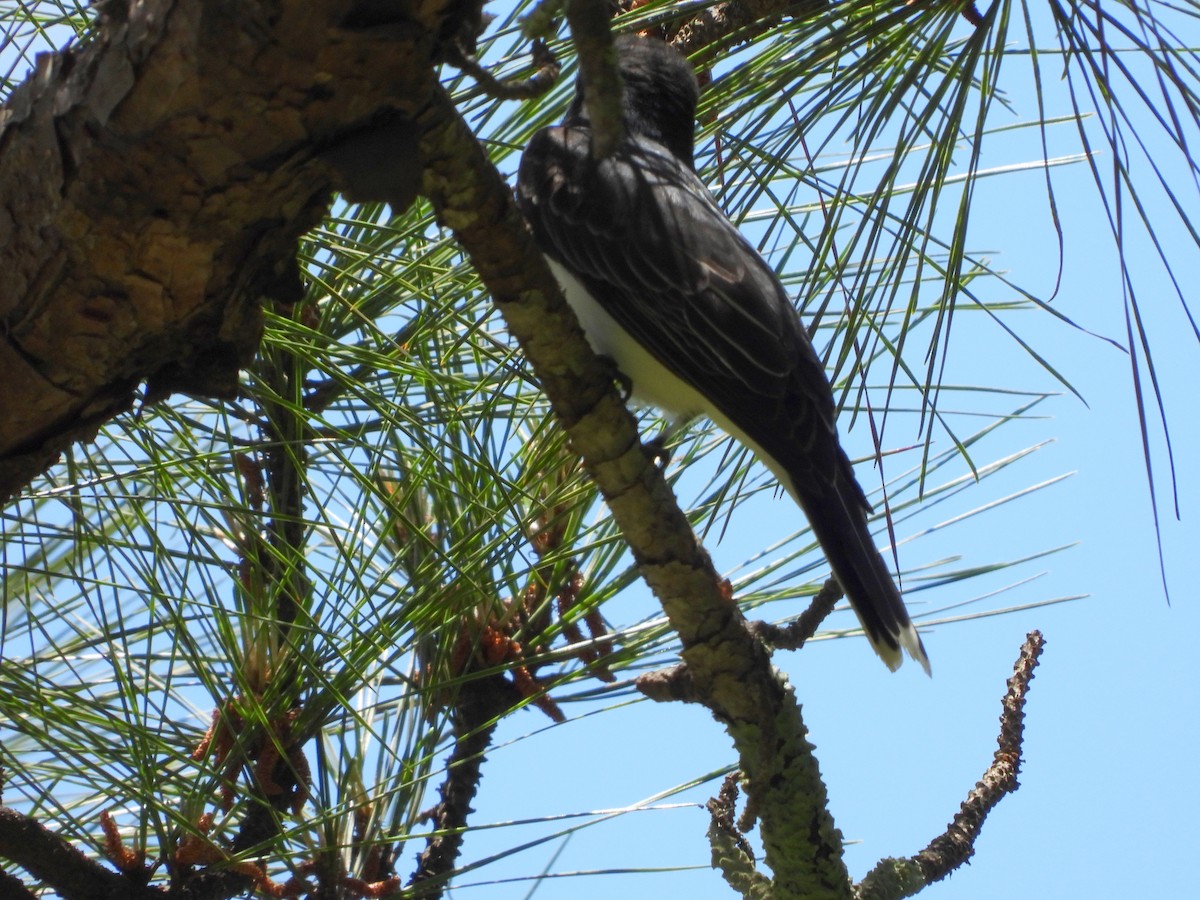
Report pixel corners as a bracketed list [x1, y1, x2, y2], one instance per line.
[0, 806, 161, 900]
[416, 83, 851, 898]
[566, 0, 624, 159]
[0, 867, 37, 900]
[0, 0, 459, 501]
[660, 0, 831, 55]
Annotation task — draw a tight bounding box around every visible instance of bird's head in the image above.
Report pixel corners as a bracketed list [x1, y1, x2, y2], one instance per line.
[565, 35, 699, 169]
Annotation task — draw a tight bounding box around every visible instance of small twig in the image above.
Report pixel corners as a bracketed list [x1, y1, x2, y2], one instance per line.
[747, 577, 842, 650]
[642, 578, 841, 700]
[707, 774, 773, 898]
[259, 331, 312, 634]
[919, 630, 1045, 878]
[452, 39, 561, 100]
[855, 631, 1046, 900]
[961, 3, 985, 27]
[635, 663, 696, 702]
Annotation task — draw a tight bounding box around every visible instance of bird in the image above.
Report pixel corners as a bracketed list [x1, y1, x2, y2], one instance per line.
[516, 35, 929, 674]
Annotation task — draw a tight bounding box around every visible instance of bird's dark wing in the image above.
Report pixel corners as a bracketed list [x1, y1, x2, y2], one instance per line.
[518, 123, 927, 670]
[517, 124, 857, 501]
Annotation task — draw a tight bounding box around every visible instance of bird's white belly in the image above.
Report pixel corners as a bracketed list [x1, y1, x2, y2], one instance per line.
[546, 258, 710, 420]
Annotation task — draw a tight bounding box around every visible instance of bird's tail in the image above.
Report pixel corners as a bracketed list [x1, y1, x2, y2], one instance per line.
[792, 476, 930, 675]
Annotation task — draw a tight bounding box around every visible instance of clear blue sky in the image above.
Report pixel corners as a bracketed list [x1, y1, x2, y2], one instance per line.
[442, 10, 1200, 899]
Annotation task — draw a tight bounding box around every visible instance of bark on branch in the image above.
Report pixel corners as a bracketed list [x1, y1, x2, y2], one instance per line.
[0, 806, 161, 900]
[0, 0, 458, 500]
[408, 676, 518, 897]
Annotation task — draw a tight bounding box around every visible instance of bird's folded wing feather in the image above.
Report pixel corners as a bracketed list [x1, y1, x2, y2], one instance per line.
[518, 125, 856, 494]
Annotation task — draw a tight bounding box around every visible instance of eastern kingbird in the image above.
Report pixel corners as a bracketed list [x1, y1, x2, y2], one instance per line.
[517, 35, 929, 674]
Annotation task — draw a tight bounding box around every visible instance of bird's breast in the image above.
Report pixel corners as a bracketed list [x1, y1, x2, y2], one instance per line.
[545, 257, 709, 422]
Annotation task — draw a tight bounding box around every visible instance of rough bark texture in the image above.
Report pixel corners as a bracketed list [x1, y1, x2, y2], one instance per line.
[0, 806, 162, 900]
[0, 0, 458, 499]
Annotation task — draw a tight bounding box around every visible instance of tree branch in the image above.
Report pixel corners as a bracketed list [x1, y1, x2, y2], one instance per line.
[0, 806, 161, 900]
[707, 774, 773, 898]
[855, 630, 1046, 899]
[0, 867, 37, 900]
[407, 676, 518, 897]
[0, 0, 460, 501]
[416, 81, 851, 898]
[668, 0, 831, 55]
[566, 0, 624, 159]
[748, 577, 843, 650]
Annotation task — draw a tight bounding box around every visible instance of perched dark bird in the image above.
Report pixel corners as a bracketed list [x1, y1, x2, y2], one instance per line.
[517, 35, 929, 673]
